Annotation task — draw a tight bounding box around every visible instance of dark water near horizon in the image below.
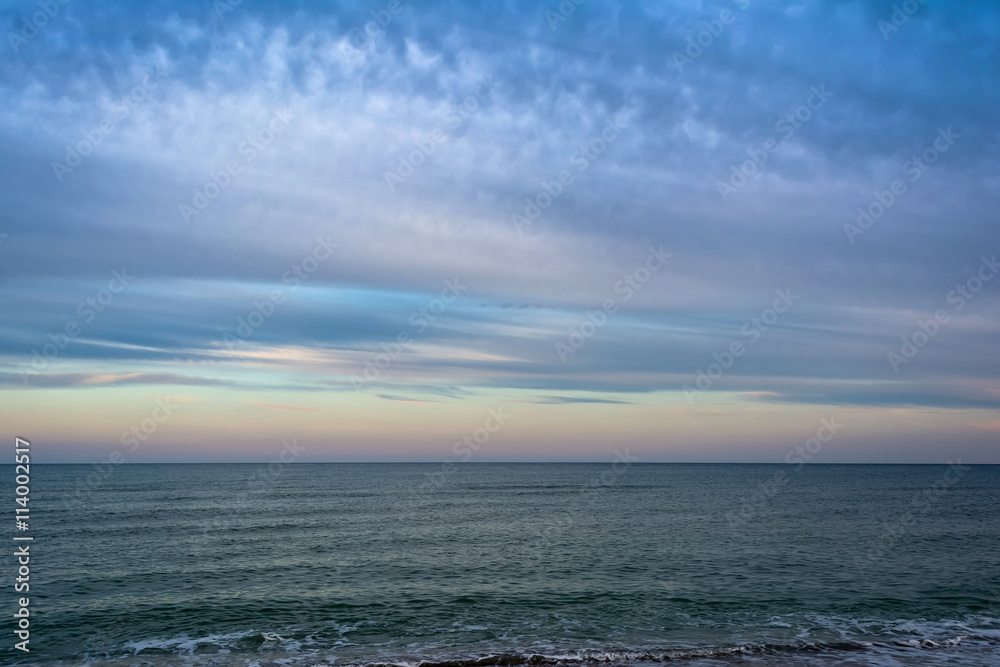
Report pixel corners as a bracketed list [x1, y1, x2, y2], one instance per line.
[4, 463, 1000, 666]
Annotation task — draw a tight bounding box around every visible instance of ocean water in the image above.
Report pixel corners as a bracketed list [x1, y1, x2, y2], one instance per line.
[4, 463, 1000, 666]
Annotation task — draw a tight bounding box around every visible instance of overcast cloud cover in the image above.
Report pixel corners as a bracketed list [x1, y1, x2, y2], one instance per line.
[1, 0, 999, 461]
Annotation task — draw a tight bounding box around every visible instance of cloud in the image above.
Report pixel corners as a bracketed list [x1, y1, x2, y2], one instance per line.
[248, 401, 320, 412]
[528, 396, 633, 405]
[1, 0, 998, 459]
[969, 421, 1000, 432]
[376, 394, 434, 404]
[0, 371, 233, 388]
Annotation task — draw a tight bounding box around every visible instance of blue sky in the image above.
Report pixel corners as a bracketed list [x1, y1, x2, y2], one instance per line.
[1, 0, 999, 462]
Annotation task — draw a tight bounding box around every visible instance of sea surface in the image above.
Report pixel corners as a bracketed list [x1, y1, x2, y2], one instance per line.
[4, 463, 1000, 666]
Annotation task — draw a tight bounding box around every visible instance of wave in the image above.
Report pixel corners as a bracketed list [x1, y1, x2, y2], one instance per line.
[355, 640, 974, 666]
[62, 627, 1000, 667]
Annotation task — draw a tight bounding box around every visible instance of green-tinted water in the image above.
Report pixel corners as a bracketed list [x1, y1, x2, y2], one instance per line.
[5, 463, 1000, 665]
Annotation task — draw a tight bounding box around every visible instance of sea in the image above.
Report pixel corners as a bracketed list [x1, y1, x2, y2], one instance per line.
[3, 463, 1000, 666]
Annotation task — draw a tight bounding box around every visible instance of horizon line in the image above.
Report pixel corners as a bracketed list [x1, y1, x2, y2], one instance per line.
[10, 461, 993, 465]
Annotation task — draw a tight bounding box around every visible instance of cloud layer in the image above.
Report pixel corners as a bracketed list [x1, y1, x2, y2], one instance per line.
[1, 0, 998, 461]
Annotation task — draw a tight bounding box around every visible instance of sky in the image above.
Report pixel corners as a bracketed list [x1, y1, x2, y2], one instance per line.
[1, 0, 998, 463]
